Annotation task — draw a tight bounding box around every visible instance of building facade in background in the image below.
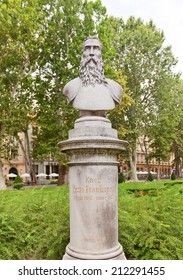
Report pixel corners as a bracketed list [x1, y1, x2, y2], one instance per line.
[1, 124, 59, 182]
[1, 129, 176, 181]
[120, 137, 174, 179]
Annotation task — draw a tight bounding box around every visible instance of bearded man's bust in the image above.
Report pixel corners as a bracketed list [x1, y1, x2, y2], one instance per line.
[63, 36, 122, 116]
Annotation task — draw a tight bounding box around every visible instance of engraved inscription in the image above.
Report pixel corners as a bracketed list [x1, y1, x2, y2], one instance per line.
[72, 185, 115, 194]
[72, 175, 115, 201]
[74, 195, 93, 201]
[86, 176, 101, 184]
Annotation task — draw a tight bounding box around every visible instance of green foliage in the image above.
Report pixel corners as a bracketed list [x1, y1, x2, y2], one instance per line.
[14, 175, 23, 184]
[13, 182, 24, 190]
[107, 16, 182, 179]
[49, 179, 58, 184]
[171, 172, 176, 180]
[0, 187, 69, 259]
[1, 0, 183, 182]
[118, 182, 183, 260]
[118, 172, 125, 183]
[171, 81, 183, 177]
[13, 175, 24, 190]
[0, 181, 183, 259]
[0, 0, 110, 166]
[147, 172, 154, 182]
[164, 181, 183, 186]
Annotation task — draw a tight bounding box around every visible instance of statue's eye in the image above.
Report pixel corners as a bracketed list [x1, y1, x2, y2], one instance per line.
[84, 46, 90, 51]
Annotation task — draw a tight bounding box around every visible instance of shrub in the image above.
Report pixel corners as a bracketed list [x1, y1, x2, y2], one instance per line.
[0, 186, 69, 259]
[171, 172, 176, 180]
[118, 172, 125, 183]
[14, 175, 23, 183]
[0, 182, 183, 260]
[13, 182, 24, 190]
[164, 181, 183, 186]
[49, 179, 58, 185]
[147, 172, 154, 181]
[118, 184, 183, 260]
[13, 175, 24, 190]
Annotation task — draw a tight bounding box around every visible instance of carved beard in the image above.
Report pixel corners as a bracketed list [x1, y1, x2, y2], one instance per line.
[80, 56, 108, 87]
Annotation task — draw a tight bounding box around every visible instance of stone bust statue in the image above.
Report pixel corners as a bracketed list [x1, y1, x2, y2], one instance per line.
[63, 36, 123, 117]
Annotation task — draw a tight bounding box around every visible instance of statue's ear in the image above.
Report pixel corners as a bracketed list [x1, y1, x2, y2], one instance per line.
[63, 78, 81, 103]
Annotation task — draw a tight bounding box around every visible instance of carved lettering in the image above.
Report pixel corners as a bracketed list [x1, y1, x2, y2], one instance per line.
[86, 176, 101, 184]
[73, 195, 93, 201]
[72, 185, 114, 194]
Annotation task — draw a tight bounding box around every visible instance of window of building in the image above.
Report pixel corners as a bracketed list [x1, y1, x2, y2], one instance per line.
[10, 148, 18, 159]
[52, 165, 59, 173]
[33, 165, 38, 175]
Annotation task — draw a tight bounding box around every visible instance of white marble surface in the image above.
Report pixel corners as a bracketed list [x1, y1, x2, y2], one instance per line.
[59, 117, 127, 260]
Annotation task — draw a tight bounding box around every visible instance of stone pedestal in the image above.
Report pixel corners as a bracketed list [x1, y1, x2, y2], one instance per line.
[59, 116, 128, 260]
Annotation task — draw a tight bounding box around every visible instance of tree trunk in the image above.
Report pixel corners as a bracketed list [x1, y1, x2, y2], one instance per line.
[181, 162, 183, 178]
[0, 125, 6, 189]
[129, 141, 138, 181]
[139, 136, 150, 172]
[143, 138, 150, 173]
[172, 141, 181, 178]
[157, 160, 161, 180]
[145, 158, 150, 173]
[0, 160, 6, 190]
[175, 159, 181, 178]
[18, 127, 37, 184]
[24, 128, 37, 184]
[58, 164, 68, 185]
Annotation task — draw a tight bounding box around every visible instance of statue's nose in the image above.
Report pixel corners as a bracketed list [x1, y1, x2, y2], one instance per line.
[89, 46, 94, 56]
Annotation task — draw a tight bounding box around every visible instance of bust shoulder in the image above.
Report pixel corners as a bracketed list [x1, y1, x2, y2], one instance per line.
[63, 77, 81, 103]
[106, 78, 123, 103]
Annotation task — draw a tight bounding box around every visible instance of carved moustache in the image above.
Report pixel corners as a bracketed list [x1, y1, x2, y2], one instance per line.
[82, 56, 98, 67]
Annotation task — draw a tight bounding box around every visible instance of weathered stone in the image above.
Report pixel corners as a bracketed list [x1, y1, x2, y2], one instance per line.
[63, 36, 122, 116]
[59, 36, 128, 260]
[59, 117, 128, 260]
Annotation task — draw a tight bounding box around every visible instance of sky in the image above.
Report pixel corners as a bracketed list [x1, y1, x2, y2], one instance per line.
[101, 0, 183, 77]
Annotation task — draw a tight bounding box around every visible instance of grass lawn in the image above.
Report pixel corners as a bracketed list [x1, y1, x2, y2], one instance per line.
[0, 180, 183, 260]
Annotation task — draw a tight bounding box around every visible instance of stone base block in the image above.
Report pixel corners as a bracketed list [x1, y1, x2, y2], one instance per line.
[62, 243, 127, 260]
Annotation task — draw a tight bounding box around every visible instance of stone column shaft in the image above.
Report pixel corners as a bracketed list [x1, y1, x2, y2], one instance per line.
[59, 117, 127, 260]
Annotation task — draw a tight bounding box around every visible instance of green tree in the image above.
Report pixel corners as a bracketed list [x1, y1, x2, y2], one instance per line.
[146, 76, 183, 179]
[0, 0, 111, 186]
[31, 0, 113, 183]
[0, 0, 50, 185]
[107, 16, 181, 181]
[171, 80, 183, 178]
